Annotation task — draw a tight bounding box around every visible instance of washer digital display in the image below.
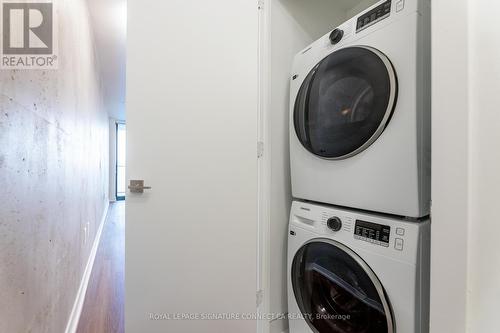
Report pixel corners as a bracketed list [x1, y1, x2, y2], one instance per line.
[355, 220, 391, 246]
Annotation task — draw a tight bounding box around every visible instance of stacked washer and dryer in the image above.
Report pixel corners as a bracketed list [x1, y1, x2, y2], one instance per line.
[287, 0, 431, 332]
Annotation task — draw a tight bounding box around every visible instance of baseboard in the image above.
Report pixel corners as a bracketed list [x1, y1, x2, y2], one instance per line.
[64, 201, 110, 333]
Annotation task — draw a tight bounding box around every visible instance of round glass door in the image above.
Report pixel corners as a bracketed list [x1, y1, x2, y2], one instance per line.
[294, 46, 397, 159]
[291, 239, 394, 333]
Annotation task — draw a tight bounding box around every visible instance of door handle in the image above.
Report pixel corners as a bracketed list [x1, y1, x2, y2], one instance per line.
[128, 180, 152, 193]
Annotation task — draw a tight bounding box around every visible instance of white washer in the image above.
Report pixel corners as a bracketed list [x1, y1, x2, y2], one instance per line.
[289, 0, 431, 218]
[288, 201, 430, 333]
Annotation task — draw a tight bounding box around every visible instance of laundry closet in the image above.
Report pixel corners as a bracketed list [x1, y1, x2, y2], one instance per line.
[261, 0, 430, 332]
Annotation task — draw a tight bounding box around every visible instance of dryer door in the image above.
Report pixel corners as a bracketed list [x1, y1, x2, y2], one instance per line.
[294, 46, 397, 159]
[291, 239, 394, 333]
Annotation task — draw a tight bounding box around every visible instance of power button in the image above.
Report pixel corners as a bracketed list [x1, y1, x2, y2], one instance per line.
[395, 238, 404, 251]
[396, 0, 405, 12]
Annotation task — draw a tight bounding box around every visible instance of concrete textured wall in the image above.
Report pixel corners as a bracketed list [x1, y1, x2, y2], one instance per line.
[0, 1, 109, 332]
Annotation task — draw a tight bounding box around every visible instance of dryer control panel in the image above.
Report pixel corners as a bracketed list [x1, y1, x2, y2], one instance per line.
[356, 0, 392, 32]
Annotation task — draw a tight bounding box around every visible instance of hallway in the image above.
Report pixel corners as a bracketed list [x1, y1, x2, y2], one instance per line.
[76, 202, 125, 333]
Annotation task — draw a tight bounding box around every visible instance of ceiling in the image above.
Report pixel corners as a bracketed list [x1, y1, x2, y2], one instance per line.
[86, 0, 127, 121]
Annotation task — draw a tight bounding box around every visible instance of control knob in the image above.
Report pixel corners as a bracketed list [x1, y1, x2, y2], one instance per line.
[329, 28, 344, 45]
[327, 217, 342, 232]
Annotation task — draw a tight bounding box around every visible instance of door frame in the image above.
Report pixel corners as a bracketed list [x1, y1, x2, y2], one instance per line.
[257, 0, 271, 332]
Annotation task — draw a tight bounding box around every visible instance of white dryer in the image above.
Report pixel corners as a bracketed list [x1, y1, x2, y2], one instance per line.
[288, 201, 430, 333]
[289, 0, 431, 218]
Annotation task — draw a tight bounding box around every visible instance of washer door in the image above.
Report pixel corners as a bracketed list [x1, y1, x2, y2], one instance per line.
[294, 46, 397, 159]
[291, 239, 394, 333]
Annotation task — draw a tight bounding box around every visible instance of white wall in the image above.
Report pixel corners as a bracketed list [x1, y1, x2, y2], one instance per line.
[268, 2, 313, 332]
[0, 1, 109, 332]
[345, 0, 379, 19]
[430, 0, 469, 332]
[466, 0, 500, 331]
[276, 0, 348, 41]
[431, 0, 500, 332]
[86, 0, 126, 121]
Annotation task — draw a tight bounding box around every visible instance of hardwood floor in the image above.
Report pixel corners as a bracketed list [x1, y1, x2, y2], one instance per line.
[76, 202, 125, 333]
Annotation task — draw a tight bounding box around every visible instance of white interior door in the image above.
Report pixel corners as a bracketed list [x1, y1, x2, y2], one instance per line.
[126, 1, 259, 332]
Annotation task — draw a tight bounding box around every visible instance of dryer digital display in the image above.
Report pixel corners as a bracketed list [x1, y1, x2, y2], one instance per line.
[354, 220, 390, 246]
[356, 0, 392, 32]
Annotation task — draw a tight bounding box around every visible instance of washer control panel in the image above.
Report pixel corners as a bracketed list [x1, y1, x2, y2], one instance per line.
[354, 220, 391, 247]
[356, 0, 392, 32]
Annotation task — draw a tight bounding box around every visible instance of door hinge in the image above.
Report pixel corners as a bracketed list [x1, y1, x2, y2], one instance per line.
[256, 289, 264, 306]
[258, 0, 264, 10]
[257, 141, 264, 158]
